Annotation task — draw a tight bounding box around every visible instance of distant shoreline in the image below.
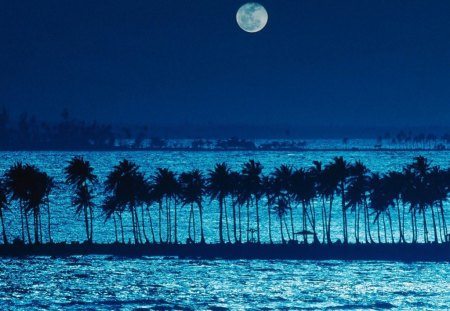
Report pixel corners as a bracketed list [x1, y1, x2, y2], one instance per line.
[1, 243, 449, 261]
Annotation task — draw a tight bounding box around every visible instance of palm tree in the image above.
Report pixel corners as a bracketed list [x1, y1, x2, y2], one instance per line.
[230, 171, 241, 243]
[369, 173, 390, 243]
[262, 175, 275, 244]
[291, 168, 317, 243]
[105, 160, 148, 244]
[5, 162, 29, 243]
[101, 195, 122, 243]
[329, 157, 351, 244]
[384, 171, 407, 243]
[404, 156, 431, 243]
[271, 165, 294, 241]
[320, 162, 340, 244]
[153, 168, 180, 244]
[73, 185, 96, 242]
[25, 167, 52, 244]
[426, 166, 448, 243]
[241, 160, 263, 243]
[273, 197, 290, 243]
[208, 163, 233, 244]
[0, 181, 9, 244]
[65, 156, 97, 242]
[179, 169, 206, 243]
[310, 161, 328, 244]
[345, 161, 370, 244]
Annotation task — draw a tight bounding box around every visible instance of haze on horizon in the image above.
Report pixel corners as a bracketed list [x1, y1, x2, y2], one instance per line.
[1, 0, 449, 128]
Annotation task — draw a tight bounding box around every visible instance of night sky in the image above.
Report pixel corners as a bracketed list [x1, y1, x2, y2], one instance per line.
[1, 0, 450, 128]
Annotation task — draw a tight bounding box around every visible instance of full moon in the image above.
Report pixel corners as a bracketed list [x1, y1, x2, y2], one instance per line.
[236, 3, 268, 33]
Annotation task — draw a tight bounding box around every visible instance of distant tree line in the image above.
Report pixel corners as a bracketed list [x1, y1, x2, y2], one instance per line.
[0, 156, 448, 246]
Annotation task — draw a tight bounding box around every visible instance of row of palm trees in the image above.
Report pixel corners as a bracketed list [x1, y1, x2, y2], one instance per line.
[0, 156, 448, 246]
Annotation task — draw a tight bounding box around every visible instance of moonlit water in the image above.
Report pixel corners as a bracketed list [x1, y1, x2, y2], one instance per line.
[0, 142, 449, 309]
[1, 257, 449, 309]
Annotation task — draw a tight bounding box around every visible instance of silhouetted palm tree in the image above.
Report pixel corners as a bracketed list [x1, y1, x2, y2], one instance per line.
[272, 165, 294, 241]
[426, 166, 448, 243]
[262, 175, 275, 244]
[404, 156, 431, 243]
[310, 160, 328, 243]
[291, 168, 317, 243]
[105, 160, 148, 244]
[153, 168, 180, 244]
[273, 197, 290, 243]
[345, 161, 370, 244]
[65, 156, 97, 242]
[179, 169, 206, 243]
[25, 167, 53, 244]
[329, 157, 351, 244]
[101, 195, 122, 243]
[384, 171, 406, 243]
[5, 162, 29, 242]
[208, 163, 233, 244]
[320, 162, 340, 244]
[0, 181, 9, 244]
[241, 160, 263, 243]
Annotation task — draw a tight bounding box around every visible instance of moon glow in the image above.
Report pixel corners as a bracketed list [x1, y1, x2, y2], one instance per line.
[236, 3, 268, 33]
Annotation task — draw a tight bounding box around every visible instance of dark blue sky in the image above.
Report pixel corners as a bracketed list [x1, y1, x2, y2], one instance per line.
[1, 0, 450, 127]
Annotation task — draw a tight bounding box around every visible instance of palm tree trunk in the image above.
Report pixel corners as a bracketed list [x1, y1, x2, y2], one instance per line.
[166, 198, 170, 243]
[199, 203, 205, 244]
[232, 197, 237, 243]
[439, 200, 448, 240]
[289, 207, 294, 241]
[279, 216, 284, 243]
[47, 202, 52, 243]
[39, 211, 43, 244]
[192, 203, 196, 242]
[113, 214, 118, 242]
[25, 211, 32, 244]
[341, 186, 348, 244]
[224, 199, 231, 243]
[188, 203, 193, 242]
[246, 201, 250, 242]
[377, 217, 381, 243]
[119, 212, 125, 243]
[0, 210, 7, 244]
[327, 197, 334, 244]
[238, 203, 242, 243]
[219, 199, 224, 244]
[130, 207, 137, 243]
[321, 198, 327, 244]
[382, 213, 387, 243]
[89, 206, 94, 242]
[19, 200, 25, 242]
[141, 205, 148, 243]
[387, 210, 394, 243]
[268, 203, 272, 244]
[422, 208, 429, 243]
[256, 199, 260, 244]
[430, 205, 438, 243]
[84, 206, 89, 243]
[396, 200, 404, 243]
[158, 202, 163, 243]
[354, 204, 359, 243]
[146, 206, 156, 243]
[174, 201, 178, 244]
[302, 202, 307, 244]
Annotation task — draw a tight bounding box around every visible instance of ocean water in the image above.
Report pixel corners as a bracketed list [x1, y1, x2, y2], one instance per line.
[0, 257, 449, 310]
[0, 145, 449, 309]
